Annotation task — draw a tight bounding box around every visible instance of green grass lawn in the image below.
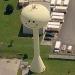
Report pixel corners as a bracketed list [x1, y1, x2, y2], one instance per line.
[0, 0, 75, 75]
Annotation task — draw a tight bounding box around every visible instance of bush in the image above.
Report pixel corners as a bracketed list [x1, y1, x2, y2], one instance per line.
[23, 54, 28, 60]
[4, 0, 8, 1]
[8, 40, 14, 47]
[4, 4, 14, 15]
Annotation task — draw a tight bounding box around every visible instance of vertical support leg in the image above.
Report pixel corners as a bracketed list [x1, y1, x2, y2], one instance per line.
[30, 28, 46, 73]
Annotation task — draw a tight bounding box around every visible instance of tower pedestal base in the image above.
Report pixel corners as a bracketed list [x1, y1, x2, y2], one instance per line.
[30, 55, 46, 73]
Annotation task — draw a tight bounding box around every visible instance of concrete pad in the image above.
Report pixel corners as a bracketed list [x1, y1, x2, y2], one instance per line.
[0, 59, 21, 75]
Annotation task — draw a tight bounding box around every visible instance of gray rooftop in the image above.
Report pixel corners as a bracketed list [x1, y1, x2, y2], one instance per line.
[59, 0, 75, 46]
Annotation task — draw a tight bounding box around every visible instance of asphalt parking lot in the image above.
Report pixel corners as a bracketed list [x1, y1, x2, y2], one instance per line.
[59, 0, 75, 49]
[30, 0, 75, 53]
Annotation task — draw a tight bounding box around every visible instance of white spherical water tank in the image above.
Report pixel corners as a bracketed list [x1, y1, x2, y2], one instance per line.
[21, 4, 50, 73]
[21, 4, 50, 29]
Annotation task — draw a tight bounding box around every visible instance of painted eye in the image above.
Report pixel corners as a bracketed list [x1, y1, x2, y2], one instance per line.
[33, 21, 35, 23]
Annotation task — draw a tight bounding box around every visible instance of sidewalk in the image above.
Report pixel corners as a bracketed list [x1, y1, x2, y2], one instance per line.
[49, 54, 75, 60]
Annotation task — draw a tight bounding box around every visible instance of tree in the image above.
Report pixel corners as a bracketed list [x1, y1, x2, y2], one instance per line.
[4, 4, 14, 15]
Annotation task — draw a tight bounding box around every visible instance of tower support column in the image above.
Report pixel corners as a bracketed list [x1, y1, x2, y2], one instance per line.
[30, 28, 46, 73]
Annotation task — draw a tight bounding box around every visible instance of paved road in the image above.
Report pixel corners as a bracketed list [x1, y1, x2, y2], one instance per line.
[59, 0, 75, 46]
[49, 54, 75, 60]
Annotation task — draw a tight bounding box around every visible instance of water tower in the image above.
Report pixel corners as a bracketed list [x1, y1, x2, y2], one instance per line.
[21, 4, 50, 73]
